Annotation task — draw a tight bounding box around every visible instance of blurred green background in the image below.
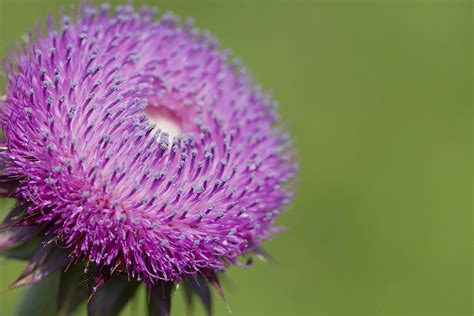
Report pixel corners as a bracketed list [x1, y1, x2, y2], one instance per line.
[0, 0, 471, 315]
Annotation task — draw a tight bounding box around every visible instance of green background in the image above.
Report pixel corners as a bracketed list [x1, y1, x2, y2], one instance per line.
[0, 0, 471, 315]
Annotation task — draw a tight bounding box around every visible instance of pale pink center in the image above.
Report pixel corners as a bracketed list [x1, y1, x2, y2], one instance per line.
[144, 105, 183, 140]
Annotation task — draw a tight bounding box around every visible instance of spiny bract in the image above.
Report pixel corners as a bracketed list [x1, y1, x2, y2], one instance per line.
[0, 3, 297, 314]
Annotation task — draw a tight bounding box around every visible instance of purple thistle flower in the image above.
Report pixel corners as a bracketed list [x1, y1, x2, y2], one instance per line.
[0, 4, 297, 314]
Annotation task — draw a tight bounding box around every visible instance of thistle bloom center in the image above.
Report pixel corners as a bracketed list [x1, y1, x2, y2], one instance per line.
[144, 103, 184, 140]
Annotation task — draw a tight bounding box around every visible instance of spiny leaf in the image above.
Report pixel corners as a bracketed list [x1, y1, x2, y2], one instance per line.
[57, 264, 88, 316]
[15, 273, 59, 316]
[148, 281, 174, 316]
[252, 245, 275, 263]
[10, 243, 70, 288]
[0, 236, 41, 260]
[87, 275, 140, 316]
[183, 276, 212, 316]
[203, 271, 225, 303]
[202, 271, 232, 313]
[0, 179, 16, 199]
[0, 226, 41, 249]
[87, 272, 109, 301]
[0, 202, 29, 229]
[183, 280, 194, 314]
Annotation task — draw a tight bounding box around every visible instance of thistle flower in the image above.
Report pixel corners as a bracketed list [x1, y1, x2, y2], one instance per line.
[0, 4, 297, 315]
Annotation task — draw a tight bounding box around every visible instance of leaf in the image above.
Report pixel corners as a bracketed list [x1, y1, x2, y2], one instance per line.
[203, 271, 225, 303]
[0, 185, 13, 198]
[251, 244, 275, 263]
[0, 236, 41, 260]
[14, 272, 59, 316]
[0, 179, 17, 198]
[57, 264, 88, 316]
[202, 271, 232, 313]
[183, 276, 212, 316]
[183, 280, 194, 314]
[0, 203, 29, 229]
[148, 282, 174, 316]
[0, 226, 41, 249]
[87, 272, 109, 301]
[10, 243, 70, 288]
[87, 275, 140, 316]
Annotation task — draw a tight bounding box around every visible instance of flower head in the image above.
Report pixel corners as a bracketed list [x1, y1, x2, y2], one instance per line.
[0, 4, 297, 314]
